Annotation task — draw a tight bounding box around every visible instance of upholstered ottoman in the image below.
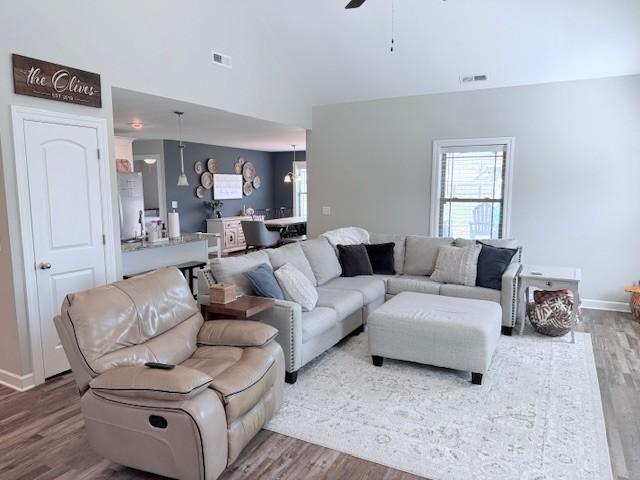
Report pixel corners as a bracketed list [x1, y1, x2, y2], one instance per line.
[368, 291, 502, 384]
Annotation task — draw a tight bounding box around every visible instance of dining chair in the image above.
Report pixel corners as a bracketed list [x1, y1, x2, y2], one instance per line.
[240, 220, 281, 252]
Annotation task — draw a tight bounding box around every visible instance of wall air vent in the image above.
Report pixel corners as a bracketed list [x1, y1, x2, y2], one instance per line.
[211, 51, 232, 69]
[460, 74, 488, 84]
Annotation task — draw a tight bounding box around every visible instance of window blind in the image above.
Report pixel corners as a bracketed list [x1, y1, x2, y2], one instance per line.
[437, 146, 506, 239]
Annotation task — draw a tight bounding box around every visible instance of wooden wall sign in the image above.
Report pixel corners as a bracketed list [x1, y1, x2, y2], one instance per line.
[12, 54, 102, 108]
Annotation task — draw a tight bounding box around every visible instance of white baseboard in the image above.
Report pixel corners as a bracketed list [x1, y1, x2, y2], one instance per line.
[0, 368, 35, 392]
[582, 298, 630, 313]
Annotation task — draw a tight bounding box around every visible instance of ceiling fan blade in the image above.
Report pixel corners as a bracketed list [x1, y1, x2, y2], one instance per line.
[345, 0, 367, 9]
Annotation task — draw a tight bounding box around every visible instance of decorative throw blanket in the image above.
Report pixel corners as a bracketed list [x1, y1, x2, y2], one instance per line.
[320, 227, 370, 247]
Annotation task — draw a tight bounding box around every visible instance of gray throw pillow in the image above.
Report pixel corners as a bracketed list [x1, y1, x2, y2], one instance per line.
[243, 263, 285, 300]
[431, 244, 482, 286]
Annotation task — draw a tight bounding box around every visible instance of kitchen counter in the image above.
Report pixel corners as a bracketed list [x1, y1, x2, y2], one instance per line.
[121, 233, 205, 253]
[121, 233, 208, 277]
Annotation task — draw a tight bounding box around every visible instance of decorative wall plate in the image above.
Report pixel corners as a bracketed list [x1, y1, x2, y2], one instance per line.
[237, 156, 246, 166]
[242, 162, 256, 181]
[243, 181, 253, 196]
[201, 172, 213, 189]
[195, 186, 205, 198]
[194, 161, 205, 174]
[234, 161, 242, 174]
[252, 176, 261, 189]
[207, 158, 217, 173]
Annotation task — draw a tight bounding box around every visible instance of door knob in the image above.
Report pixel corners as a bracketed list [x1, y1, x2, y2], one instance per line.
[39, 262, 52, 270]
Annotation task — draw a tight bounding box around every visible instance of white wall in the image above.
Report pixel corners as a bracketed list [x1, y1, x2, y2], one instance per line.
[308, 75, 640, 304]
[0, 0, 311, 383]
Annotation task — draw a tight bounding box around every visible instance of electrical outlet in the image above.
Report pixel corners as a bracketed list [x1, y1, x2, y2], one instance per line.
[171, 201, 178, 209]
[322, 206, 331, 216]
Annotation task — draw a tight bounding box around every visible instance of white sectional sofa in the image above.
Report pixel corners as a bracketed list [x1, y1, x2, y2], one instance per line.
[199, 232, 522, 383]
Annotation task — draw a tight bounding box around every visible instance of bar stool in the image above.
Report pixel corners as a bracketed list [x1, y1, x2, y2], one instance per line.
[175, 261, 207, 296]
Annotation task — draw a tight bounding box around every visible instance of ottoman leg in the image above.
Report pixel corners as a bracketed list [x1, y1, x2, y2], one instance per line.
[471, 372, 483, 385]
[501, 326, 513, 336]
[372, 356, 384, 367]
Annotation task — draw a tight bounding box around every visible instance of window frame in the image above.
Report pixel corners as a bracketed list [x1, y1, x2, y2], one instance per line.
[292, 160, 307, 217]
[429, 137, 515, 239]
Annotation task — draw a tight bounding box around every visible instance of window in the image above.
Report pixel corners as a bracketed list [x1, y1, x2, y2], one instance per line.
[293, 161, 307, 217]
[430, 138, 514, 239]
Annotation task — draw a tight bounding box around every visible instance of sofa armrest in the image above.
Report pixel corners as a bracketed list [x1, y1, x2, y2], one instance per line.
[251, 299, 303, 373]
[500, 262, 522, 328]
[197, 320, 278, 347]
[89, 365, 212, 401]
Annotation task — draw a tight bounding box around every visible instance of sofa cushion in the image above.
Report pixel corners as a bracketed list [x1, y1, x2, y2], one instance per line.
[210, 250, 270, 295]
[274, 263, 318, 312]
[300, 237, 342, 285]
[369, 233, 406, 274]
[403, 236, 453, 276]
[322, 276, 386, 304]
[89, 365, 212, 401]
[302, 307, 338, 343]
[439, 284, 501, 303]
[387, 275, 442, 296]
[476, 243, 518, 290]
[183, 345, 277, 424]
[337, 244, 373, 277]
[365, 243, 396, 275]
[316, 287, 364, 319]
[431, 244, 482, 286]
[267, 243, 317, 286]
[243, 263, 284, 299]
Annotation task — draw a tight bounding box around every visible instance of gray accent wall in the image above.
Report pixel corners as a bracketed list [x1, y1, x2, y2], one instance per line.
[308, 75, 640, 304]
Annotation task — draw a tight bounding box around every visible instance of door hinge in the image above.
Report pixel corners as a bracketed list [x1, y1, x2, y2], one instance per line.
[97, 148, 101, 160]
[102, 234, 106, 245]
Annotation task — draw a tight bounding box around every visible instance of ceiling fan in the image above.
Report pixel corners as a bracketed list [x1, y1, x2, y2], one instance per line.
[345, 0, 367, 8]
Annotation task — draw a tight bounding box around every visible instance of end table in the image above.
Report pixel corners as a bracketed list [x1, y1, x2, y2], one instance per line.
[200, 295, 275, 320]
[518, 265, 582, 341]
[624, 285, 640, 322]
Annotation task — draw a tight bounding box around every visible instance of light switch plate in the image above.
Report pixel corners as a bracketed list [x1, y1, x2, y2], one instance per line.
[171, 201, 178, 209]
[322, 206, 331, 215]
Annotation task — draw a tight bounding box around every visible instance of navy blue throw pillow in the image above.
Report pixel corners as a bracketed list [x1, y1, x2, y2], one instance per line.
[365, 242, 396, 275]
[243, 263, 284, 299]
[476, 242, 518, 290]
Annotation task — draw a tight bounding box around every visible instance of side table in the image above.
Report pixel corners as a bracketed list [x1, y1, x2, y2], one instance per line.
[201, 295, 275, 320]
[624, 285, 640, 322]
[518, 265, 582, 341]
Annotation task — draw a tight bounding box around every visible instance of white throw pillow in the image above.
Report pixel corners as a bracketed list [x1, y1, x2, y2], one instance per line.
[274, 263, 318, 312]
[430, 244, 481, 286]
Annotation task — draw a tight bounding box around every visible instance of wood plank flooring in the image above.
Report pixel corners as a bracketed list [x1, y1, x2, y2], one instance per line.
[0, 309, 636, 480]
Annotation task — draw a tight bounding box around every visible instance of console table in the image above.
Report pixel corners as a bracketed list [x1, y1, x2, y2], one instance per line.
[518, 265, 582, 341]
[206, 215, 264, 254]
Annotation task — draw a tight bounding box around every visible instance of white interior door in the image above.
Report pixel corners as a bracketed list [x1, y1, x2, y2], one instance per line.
[24, 120, 108, 378]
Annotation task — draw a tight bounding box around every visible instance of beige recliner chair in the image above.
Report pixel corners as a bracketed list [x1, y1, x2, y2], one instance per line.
[54, 267, 285, 480]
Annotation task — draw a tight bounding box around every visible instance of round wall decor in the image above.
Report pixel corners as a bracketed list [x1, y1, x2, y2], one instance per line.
[194, 161, 205, 174]
[243, 181, 253, 196]
[252, 176, 261, 189]
[195, 186, 205, 198]
[234, 161, 242, 174]
[242, 162, 256, 181]
[207, 158, 217, 173]
[201, 172, 213, 189]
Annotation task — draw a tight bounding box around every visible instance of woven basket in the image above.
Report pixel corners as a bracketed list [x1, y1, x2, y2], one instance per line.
[527, 293, 578, 337]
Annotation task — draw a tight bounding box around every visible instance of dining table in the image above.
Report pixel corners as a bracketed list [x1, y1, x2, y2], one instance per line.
[264, 216, 307, 236]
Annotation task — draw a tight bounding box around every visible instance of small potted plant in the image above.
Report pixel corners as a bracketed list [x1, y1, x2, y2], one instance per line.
[203, 200, 224, 219]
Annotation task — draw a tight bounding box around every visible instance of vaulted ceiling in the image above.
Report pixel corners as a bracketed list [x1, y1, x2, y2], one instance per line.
[249, 0, 640, 106]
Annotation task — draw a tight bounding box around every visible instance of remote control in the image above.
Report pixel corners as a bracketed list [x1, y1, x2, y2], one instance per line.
[144, 362, 175, 370]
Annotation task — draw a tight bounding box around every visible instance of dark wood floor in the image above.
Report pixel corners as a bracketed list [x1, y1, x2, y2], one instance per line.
[0, 309, 636, 480]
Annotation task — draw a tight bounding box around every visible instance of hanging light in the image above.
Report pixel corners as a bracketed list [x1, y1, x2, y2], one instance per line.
[143, 158, 157, 165]
[283, 144, 299, 183]
[174, 111, 189, 186]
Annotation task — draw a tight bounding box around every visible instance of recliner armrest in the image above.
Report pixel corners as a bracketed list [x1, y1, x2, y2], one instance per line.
[89, 365, 212, 401]
[197, 320, 278, 347]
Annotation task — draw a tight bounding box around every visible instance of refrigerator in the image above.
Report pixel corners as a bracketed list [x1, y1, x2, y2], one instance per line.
[117, 172, 145, 241]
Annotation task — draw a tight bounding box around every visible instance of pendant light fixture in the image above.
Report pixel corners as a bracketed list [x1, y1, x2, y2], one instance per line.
[174, 111, 189, 187]
[283, 144, 298, 183]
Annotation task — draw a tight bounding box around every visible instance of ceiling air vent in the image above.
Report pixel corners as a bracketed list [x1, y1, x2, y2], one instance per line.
[211, 51, 232, 69]
[460, 74, 488, 84]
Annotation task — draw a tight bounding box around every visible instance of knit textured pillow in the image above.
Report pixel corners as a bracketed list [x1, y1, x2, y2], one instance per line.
[430, 244, 481, 286]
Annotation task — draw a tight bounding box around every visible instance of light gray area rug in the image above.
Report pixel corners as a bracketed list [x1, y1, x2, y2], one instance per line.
[266, 330, 612, 480]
